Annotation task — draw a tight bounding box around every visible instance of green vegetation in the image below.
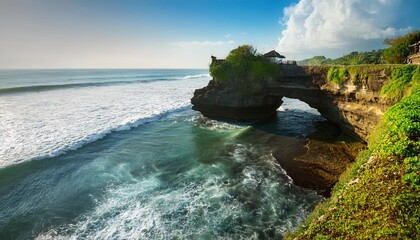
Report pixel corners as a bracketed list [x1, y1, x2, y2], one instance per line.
[298, 56, 332, 66]
[382, 31, 420, 64]
[327, 67, 348, 85]
[208, 42, 420, 239]
[377, 85, 420, 187]
[299, 50, 383, 66]
[333, 50, 384, 65]
[344, 65, 393, 84]
[319, 65, 419, 95]
[299, 31, 420, 66]
[209, 45, 280, 95]
[288, 66, 420, 240]
[381, 65, 419, 102]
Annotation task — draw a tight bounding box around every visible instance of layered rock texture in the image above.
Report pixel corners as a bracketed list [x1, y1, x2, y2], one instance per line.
[192, 65, 396, 141]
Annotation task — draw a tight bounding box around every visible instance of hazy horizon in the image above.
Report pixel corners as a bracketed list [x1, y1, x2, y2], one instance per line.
[1, 0, 419, 69]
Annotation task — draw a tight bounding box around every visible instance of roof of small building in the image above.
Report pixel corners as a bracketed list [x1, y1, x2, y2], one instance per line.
[263, 50, 285, 58]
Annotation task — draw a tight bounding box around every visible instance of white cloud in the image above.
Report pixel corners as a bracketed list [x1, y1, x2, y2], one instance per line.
[173, 40, 235, 48]
[277, 0, 411, 59]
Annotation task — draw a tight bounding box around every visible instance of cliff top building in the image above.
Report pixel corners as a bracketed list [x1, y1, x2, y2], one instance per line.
[408, 41, 420, 64]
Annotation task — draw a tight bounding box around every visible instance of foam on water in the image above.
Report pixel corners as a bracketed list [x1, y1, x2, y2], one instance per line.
[0, 75, 209, 168]
[36, 142, 321, 239]
[0, 70, 325, 239]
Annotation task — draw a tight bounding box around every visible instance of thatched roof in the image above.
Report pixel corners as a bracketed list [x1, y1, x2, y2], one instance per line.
[263, 50, 285, 58]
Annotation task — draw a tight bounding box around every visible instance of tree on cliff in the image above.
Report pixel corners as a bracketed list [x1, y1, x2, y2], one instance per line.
[382, 30, 420, 64]
[209, 45, 280, 95]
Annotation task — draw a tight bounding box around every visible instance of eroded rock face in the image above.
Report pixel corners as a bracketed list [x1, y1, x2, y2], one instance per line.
[191, 65, 394, 141]
[305, 66, 393, 141]
[191, 80, 283, 121]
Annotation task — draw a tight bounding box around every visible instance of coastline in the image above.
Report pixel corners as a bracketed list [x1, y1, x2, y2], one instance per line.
[191, 58, 420, 238]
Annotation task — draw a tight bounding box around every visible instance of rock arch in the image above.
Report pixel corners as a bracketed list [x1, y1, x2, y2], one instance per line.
[192, 65, 392, 141]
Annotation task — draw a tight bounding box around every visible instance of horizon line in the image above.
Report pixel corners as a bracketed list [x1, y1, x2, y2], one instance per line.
[0, 67, 209, 71]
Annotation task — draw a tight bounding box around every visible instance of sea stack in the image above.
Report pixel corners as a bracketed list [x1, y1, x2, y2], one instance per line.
[191, 79, 283, 121]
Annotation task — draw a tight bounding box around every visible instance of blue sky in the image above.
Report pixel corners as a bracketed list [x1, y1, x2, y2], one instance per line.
[0, 0, 419, 68]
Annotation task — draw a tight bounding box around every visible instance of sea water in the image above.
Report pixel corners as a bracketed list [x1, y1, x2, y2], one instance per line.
[0, 69, 323, 239]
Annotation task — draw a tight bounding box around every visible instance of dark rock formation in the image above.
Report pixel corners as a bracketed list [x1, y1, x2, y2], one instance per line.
[191, 80, 283, 121]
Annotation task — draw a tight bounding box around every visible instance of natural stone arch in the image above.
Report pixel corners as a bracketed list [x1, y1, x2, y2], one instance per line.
[192, 65, 393, 141]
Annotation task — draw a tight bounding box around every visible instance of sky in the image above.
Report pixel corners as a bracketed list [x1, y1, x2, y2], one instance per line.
[0, 0, 419, 69]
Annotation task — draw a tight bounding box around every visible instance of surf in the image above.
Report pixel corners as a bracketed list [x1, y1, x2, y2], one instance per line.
[0, 69, 210, 168]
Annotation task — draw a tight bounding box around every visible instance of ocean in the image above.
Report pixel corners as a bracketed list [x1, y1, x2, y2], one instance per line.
[0, 69, 324, 239]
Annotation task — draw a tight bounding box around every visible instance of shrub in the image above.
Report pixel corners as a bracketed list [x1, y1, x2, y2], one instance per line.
[380, 91, 420, 157]
[209, 45, 280, 95]
[381, 65, 418, 101]
[376, 86, 420, 187]
[209, 61, 231, 83]
[327, 67, 348, 85]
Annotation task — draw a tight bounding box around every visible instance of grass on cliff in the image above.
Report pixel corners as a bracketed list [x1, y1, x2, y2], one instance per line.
[381, 65, 420, 102]
[209, 45, 280, 96]
[325, 64, 394, 86]
[327, 67, 348, 85]
[288, 74, 420, 239]
[325, 65, 419, 99]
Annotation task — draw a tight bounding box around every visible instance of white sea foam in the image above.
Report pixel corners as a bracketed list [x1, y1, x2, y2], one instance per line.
[35, 143, 321, 239]
[0, 77, 209, 168]
[197, 118, 247, 131]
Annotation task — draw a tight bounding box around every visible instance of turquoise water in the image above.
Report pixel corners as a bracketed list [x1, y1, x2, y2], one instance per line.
[0, 69, 323, 239]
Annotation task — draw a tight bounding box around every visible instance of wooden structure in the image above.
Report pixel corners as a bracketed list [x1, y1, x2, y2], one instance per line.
[263, 50, 285, 59]
[263, 50, 287, 64]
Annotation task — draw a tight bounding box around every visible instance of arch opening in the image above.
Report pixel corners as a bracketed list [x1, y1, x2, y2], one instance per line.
[278, 97, 320, 116]
[266, 97, 342, 139]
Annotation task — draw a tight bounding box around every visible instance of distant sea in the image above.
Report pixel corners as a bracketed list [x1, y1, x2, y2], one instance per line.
[0, 69, 324, 239]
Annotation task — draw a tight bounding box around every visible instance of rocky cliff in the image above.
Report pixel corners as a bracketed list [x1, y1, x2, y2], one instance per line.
[192, 65, 398, 141]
